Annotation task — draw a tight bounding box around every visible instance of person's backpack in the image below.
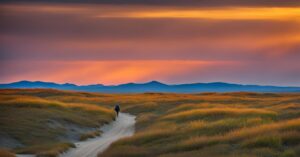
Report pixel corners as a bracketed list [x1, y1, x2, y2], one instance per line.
[115, 105, 120, 112]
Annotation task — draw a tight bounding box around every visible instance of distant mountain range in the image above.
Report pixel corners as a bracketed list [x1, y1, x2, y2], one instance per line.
[0, 80, 300, 93]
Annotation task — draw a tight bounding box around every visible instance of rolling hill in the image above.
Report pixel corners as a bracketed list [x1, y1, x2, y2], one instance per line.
[1, 81, 300, 93]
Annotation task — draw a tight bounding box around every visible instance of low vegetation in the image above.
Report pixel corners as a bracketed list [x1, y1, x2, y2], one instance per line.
[100, 92, 300, 157]
[0, 89, 115, 156]
[80, 130, 102, 141]
[16, 142, 75, 157]
[1, 89, 299, 157]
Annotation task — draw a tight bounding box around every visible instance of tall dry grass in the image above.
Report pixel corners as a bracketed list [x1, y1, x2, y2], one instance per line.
[162, 108, 277, 122]
[1, 89, 300, 157]
[100, 92, 300, 157]
[0, 89, 116, 156]
[171, 118, 300, 152]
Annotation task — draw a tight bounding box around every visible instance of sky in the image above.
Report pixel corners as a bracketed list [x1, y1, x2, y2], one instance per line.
[0, 0, 300, 86]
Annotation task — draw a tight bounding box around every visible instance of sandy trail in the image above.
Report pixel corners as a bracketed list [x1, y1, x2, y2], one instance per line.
[60, 113, 136, 157]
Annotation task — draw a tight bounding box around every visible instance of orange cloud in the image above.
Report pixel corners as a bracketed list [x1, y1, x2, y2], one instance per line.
[96, 7, 300, 20]
[3, 4, 300, 20]
[0, 60, 235, 85]
[1, 4, 300, 86]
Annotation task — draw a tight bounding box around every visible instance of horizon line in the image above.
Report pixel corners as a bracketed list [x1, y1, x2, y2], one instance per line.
[1, 80, 300, 88]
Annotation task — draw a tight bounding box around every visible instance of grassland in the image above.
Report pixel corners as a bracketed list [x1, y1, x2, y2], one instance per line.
[0, 89, 115, 156]
[1, 89, 300, 157]
[99, 92, 300, 157]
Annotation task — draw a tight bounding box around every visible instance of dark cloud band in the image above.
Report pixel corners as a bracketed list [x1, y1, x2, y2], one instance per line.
[1, 0, 300, 7]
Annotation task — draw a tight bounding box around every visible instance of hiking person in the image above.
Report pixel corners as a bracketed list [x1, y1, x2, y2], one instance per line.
[114, 104, 120, 116]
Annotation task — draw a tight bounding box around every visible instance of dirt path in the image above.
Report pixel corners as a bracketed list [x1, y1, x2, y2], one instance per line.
[60, 113, 136, 157]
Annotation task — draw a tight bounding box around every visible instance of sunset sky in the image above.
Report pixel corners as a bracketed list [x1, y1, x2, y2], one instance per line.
[1, 0, 300, 86]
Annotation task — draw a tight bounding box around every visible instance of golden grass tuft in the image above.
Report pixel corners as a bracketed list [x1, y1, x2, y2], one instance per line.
[185, 120, 206, 130]
[162, 108, 277, 121]
[100, 145, 149, 157]
[80, 130, 102, 141]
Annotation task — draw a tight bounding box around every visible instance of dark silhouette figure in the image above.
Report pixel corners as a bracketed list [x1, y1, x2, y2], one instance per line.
[114, 105, 120, 116]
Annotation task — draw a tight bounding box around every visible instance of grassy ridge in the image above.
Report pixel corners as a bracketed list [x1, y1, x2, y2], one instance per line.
[0, 89, 115, 156]
[100, 92, 300, 157]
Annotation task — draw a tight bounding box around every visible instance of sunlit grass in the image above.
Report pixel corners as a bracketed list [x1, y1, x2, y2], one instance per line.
[80, 130, 102, 141]
[162, 108, 277, 122]
[0, 89, 115, 156]
[0, 95, 114, 114]
[1, 89, 300, 157]
[171, 118, 300, 153]
[99, 92, 300, 157]
[16, 142, 75, 157]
